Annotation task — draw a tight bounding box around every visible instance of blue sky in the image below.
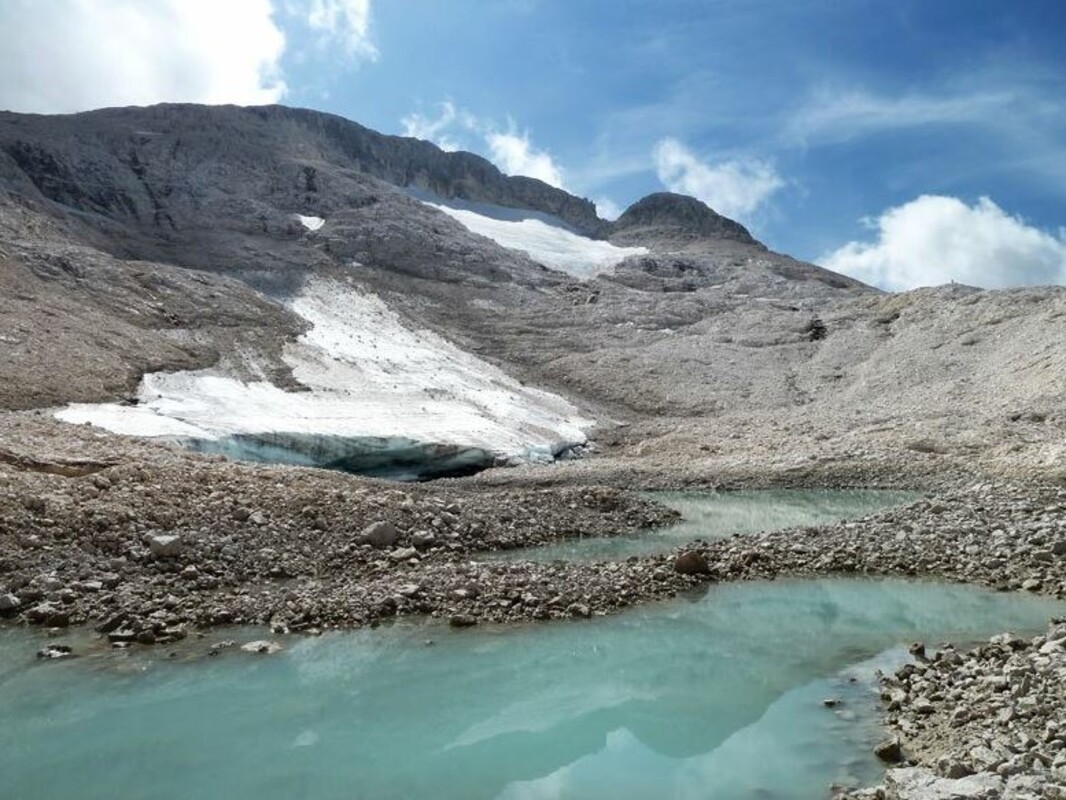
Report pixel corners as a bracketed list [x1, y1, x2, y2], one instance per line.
[2, 0, 1065, 289]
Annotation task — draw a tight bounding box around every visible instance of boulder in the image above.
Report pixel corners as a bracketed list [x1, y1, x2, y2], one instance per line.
[673, 550, 710, 575]
[884, 767, 1003, 799]
[240, 640, 283, 654]
[27, 602, 69, 627]
[148, 534, 182, 558]
[107, 629, 137, 644]
[411, 530, 437, 549]
[362, 521, 399, 548]
[875, 737, 905, 764]
[0, 593, 21, 614]
[36, 644, 74, 660]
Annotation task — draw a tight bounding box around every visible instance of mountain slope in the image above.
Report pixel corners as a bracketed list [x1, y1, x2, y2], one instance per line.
[1, 103, 1064, 481]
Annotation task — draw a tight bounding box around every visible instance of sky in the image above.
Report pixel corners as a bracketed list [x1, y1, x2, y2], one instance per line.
[1, 0, 1064, 291]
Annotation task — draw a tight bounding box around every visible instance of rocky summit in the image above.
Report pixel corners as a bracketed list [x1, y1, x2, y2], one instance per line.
[2, 104, 1066, 797]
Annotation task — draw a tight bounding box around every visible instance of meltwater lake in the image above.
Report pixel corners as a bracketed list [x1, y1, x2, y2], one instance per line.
[486, 489, 921, 562]
[2, 578, 1063, 800]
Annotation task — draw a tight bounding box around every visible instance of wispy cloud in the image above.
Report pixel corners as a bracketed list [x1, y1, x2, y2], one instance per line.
[305, 0, 377, 60]
[653, 137, 784, 221]
[821, 195, 1066, 291]
[400, 100, 474, 152]
[784, 87, 1021, 146]
[399, 101, 567, 189]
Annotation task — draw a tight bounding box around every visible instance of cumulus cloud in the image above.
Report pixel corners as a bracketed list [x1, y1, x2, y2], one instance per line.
[485, 129, 566, 189]
[306, 0, 377, 59]
[822, 195, 1066, 291]
[653, 137, 783, 220]
[594, 197, 623, 221]
[0, 0, 287, 113]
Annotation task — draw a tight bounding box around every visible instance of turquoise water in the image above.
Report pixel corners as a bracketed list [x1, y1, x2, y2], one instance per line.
[1, 578, 1062, 800]
[486, 489, 921, 562]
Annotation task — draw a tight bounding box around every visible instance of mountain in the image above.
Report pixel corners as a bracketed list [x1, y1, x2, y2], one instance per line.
[1, 103, 1065, 483]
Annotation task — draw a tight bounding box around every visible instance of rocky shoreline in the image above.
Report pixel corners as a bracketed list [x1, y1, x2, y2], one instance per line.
[842, 618, 1066, 799]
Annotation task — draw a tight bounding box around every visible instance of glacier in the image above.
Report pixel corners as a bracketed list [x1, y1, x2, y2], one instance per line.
[56, 278, 591, 479]
[412, 191, 646, 279]
[296, 214, 325, 231]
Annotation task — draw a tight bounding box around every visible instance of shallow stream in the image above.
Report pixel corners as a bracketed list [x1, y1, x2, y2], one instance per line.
[1, 578, 1062, 800]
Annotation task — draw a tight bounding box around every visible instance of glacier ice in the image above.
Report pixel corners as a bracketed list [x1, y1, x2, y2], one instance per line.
[186, 434, 495, 482]
[56, 278, 592, 478]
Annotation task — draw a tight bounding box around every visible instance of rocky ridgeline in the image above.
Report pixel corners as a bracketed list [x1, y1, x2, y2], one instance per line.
[843, 620, 1066, 799]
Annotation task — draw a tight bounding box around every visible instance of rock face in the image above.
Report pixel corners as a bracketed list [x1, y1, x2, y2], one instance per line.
[0, 103, 600, 238]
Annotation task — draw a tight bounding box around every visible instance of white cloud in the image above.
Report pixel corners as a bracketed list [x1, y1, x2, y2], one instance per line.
[594, 197, 623, 221]
[784, 87, 1014, 146]
[821, 195, 1066, 291]
[485, 129, 567, 189]
[400, 101, 568, 189]
[0, 0, 287, 113]
[653, 137, 783, 220]
[400, 101, 471, 152]
[306, 0, 377, 60]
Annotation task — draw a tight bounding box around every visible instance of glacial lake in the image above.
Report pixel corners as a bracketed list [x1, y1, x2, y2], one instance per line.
[1, 578, 1063, 800]
[485, 489, 922, 562]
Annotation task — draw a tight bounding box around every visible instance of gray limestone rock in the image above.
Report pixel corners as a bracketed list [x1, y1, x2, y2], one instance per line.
[884, 768, 1003, 800]
[147, 535, 182, 559]
[362, 521, 399, 548]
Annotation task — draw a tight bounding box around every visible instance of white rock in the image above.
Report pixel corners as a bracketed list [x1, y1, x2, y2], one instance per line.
[295, 214, 324, 231]
[885, 767, 1004, 799]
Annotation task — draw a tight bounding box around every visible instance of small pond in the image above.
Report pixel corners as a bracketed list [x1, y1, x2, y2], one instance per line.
[486, 489, 921, 562]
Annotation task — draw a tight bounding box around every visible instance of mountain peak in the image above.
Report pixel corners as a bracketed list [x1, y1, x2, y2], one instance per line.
[608, 192, 758, 248]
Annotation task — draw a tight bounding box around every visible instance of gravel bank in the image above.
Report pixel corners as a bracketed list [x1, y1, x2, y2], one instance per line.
[843, 619, 1066, 799]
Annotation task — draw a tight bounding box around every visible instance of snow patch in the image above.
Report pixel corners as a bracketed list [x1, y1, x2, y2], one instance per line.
[413, 192, 646, 280]
[56, 279, 591, 464]
[296, 214, 325, 231]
